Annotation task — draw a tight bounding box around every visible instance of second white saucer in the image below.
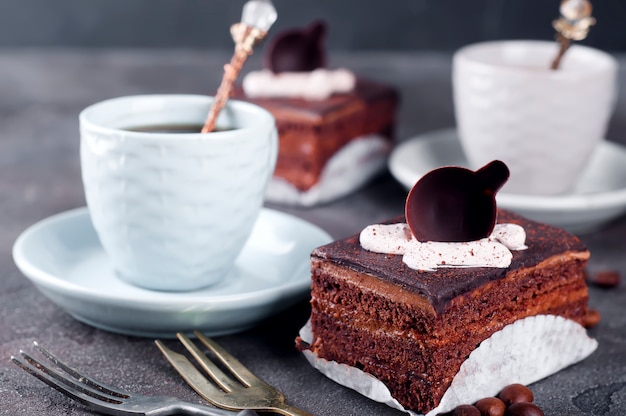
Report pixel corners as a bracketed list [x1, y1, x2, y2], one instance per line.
[389, 128, 626, 233]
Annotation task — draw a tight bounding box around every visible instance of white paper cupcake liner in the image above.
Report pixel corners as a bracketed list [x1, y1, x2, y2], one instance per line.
[265, 134, 389, 206]
[299, 314, 598, 416]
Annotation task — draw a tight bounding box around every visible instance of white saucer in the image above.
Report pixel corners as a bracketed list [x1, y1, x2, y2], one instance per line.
[389, 128, 626, 233]
[13, 207, 332, 338]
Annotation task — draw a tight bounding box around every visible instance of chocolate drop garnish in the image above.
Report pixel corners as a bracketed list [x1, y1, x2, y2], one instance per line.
[405, 161, 509, 242]
[264, 20, 327, 73]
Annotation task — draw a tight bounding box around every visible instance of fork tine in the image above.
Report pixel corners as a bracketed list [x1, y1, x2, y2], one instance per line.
[32, 341, 129, 399]
[176, 333, 241, 392]
[194, 332, 258, 388]
[11, 351, 124, 413]
[154, 340, 233, 409]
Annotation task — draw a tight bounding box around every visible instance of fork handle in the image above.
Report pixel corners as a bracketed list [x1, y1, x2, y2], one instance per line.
[153, 402, 243, 416]
[267, 403, 313, 416]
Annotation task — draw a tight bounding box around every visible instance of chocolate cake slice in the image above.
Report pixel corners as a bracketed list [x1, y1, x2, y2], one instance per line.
[233, 79, 398, 192]
[232, 20, 399, 205]
[297, 210, 590, 413]
[297, 160, 597, 414]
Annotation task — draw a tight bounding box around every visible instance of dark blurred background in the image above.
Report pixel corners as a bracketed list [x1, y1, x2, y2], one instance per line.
[1, 0, 624, 52]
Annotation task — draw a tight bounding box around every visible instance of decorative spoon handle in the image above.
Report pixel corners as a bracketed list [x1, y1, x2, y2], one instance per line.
[202, 27, 256, 133]
[202, 0, 277, 133]
[551, 0, 595, 70]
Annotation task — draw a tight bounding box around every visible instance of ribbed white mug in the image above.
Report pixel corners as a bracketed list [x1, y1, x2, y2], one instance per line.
[453, 40, 617, 195]
[80, 95, 278, 291]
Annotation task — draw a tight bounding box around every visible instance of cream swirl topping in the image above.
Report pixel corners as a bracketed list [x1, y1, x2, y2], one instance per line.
[242, 68, 356, 100]
[359, 223, 527, 271]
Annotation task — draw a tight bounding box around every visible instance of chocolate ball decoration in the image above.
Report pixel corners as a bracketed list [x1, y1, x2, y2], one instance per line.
[405, 160, 509, 242]
[265, 20, 327, 73]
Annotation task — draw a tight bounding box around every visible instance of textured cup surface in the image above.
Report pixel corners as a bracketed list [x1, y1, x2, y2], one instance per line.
[80, 95, 278, 291]
[453, 40, 617, 195]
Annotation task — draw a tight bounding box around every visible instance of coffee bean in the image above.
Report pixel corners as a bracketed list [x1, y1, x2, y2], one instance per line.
[451, 404, 481, 416]
[475, 397, 506, 416]
[505, 402, 545, 416]
[583, 309, 601, 328]
[497, 384, 533, 406]
[590, 270, 621, 288]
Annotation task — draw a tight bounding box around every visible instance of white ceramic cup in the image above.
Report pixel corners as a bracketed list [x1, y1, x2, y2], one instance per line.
[80, 95, 278, 291]
[453, 40, 617, 195]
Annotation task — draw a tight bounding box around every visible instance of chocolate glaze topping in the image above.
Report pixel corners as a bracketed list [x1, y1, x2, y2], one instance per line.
[312, 210, 588, 314]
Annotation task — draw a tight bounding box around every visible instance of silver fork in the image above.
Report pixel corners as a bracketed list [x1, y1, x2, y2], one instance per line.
[11, 341, 254, 416]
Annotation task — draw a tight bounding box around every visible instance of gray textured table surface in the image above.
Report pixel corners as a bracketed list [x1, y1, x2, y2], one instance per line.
[0, 49, 625, 416]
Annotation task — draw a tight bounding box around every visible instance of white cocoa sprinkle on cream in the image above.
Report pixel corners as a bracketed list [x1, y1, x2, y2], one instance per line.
[359, 222, 527, 271]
